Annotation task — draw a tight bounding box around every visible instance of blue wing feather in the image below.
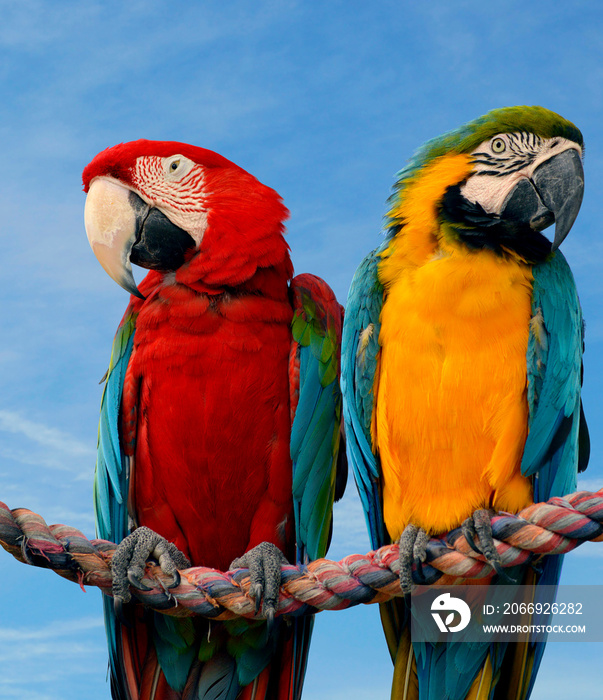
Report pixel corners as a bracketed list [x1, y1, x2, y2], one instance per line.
[522, 250, 586, 500]
[288, 274, 344, 700]
[94, 309, 136, 543]
[289, 274, 344, 564]
[341, 245, 386, 549]
[342, 246, 587, 700]
[93, 308, 137, 695]
[519, 250, 587, 698]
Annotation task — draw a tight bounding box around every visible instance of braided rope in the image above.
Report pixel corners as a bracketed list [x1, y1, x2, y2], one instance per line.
[1, 490, 602, 620]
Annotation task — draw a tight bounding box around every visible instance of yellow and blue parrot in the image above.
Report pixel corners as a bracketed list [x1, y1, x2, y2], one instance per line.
[342, 106, 589, 699]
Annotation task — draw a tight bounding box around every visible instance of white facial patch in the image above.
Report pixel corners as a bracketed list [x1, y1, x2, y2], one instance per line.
[132, 155, 209, 246]
[460, 135, 582, 215]
[460, 169, 524, 215]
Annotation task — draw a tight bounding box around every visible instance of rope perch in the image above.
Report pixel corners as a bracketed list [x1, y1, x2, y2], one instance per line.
[1, 490, 602, 621]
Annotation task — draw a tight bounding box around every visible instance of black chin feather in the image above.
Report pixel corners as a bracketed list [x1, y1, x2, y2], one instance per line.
[440, 184, 552, 264]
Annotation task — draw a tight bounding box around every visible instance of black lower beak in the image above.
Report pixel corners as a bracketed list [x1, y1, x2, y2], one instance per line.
[128, 191, 196, 272]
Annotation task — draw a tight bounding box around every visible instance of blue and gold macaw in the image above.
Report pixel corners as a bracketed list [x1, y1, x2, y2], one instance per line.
[342, 106, 589, 699]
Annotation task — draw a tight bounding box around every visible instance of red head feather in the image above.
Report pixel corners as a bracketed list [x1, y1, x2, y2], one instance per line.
[83, 140, 292, 289]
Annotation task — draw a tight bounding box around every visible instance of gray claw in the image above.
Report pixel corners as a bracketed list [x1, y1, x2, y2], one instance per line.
[462, 517, 483, 555]
[167, 569, 182, 590]
[230, 541, 289, 626]
[127, 569, 153, 591]
[111, 526, 191, 609]
[462, 509, 515, 582]
[414, 529, 429, 562]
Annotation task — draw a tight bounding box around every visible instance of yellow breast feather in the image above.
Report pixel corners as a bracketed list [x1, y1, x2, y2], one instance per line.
[375, 154, 534, 539]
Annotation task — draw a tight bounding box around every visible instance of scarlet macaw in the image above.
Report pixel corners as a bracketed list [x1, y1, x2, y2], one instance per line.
[342, 106, 589, 699]
[83, 141, 346, 700]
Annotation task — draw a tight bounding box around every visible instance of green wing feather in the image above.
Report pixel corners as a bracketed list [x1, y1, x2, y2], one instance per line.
[289, 273, 345, 562]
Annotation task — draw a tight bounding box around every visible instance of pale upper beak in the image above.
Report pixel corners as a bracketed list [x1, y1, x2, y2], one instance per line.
[85, 178, 145, 298]
[85, 176, 196, 297]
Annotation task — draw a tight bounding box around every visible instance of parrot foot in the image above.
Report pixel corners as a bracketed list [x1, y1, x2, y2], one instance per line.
[398, 524, 429, 596]
[230, 542, 289, 627]
[111, 526, 191, 616]
[461, 509, 513, 581]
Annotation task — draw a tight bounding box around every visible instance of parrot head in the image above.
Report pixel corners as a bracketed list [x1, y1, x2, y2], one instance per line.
[387, 106, 584, 263]
[83, 140, 290, 297]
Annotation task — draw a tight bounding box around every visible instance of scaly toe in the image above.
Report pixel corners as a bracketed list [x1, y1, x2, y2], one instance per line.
[462, 516, 482, 555]
[466, 509, 515, 582]
[111, 526, 190, 607]
[230, 542, 289, 624]
[398, 524, 425, 596]
[412, 528, 430, 583]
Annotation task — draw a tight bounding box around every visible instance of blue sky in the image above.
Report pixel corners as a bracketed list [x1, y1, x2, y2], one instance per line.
[1, 1, 602, 698]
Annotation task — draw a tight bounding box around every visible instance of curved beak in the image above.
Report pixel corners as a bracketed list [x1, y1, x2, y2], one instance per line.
[85, 178, 197, 297]
[84, 178, 146, 298]
[500, 148, 584, 252]
[532, 148, 584, 250]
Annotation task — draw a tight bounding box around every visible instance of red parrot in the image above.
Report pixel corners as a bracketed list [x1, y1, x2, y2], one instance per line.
[83, 140, 346, 700]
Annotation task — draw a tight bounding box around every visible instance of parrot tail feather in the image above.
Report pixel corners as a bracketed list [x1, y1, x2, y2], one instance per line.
[390, 626, 418, 700]
[236, 616, 313, 700]
[139, 655, 180, 700]
[385, 566, 550, 700]
[490, 565, 551, 700]
[183, 653, 240, 700]
[465, 655, 493, 700]
[493, 640, 536, 700]
[237, 668, 269, 700]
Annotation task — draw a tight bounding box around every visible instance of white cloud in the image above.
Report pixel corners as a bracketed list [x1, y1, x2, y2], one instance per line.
[0, 616, 102, 643]
[0, 410, 94, 457]
[0, 615, 107, 700]
[577, 478, 603, 493]
[41, 506, 96, 531]
[0, 446, 88, 473]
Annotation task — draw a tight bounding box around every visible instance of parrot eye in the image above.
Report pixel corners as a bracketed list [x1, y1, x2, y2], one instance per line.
[491, 137, 506, 153]
[163, 154, 194, 180]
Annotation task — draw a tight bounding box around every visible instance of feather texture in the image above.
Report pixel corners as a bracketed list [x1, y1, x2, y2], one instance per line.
[341, 246, 386, 549]
[342, 107, 587, 699]
[89, 142, 345, 699]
